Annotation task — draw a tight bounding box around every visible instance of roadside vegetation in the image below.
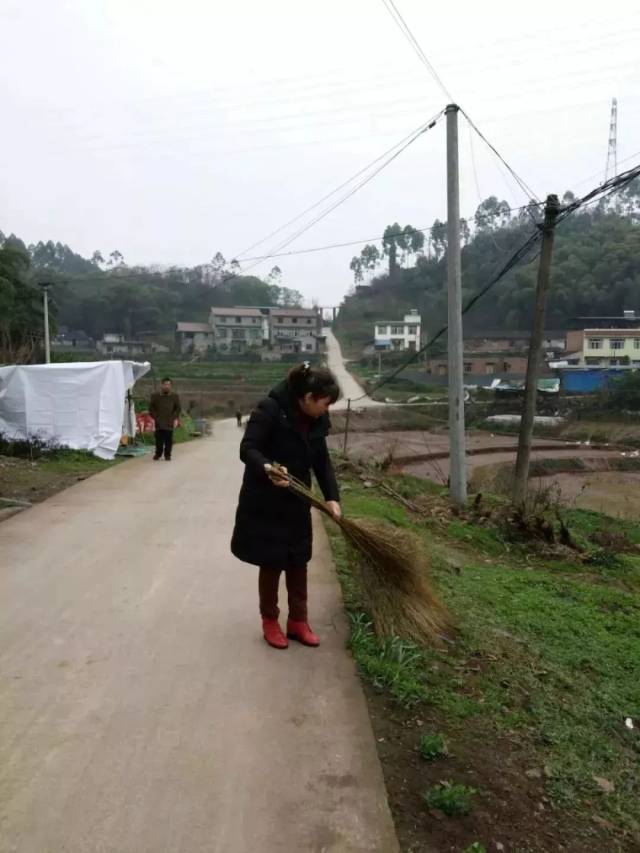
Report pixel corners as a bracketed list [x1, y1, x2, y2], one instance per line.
[326, 460, 640, 852]
[0, 412, 198, 506]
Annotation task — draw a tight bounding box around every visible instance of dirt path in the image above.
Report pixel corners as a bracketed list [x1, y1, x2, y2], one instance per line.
[324, 329, 381, 409]
[0, 420, 397, 853]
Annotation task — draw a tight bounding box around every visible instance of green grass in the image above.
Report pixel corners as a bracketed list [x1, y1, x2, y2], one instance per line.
[37, 452, 117, 474]
[147, 360, 288, 383]
[327, 470, 640, 838]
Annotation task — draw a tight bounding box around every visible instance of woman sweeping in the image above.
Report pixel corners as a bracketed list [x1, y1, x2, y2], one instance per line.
[231, 362, 341, 649]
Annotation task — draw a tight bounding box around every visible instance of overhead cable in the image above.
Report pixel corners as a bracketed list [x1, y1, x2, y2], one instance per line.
[234, 112, 443, 261]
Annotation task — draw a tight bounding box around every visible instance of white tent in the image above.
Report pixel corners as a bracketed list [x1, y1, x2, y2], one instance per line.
[0, 361, 150, 460]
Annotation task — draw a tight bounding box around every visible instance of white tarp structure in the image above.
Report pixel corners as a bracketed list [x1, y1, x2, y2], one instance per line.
[0, 361, 150, 460]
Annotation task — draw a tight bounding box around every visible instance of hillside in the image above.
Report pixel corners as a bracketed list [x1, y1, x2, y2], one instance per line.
[334, 189, 640, 356]
[0, 232, 302, 362]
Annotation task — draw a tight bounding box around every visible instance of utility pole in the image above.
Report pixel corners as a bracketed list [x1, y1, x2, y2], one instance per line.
[377, 349, 382, 379]
[512, 194, 560, 504]
[342, 398, 352, 455]
[39, 282, 51, 364]
[445, 104, 466, 505]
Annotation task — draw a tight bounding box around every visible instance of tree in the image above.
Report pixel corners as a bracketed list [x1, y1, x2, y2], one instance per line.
[382, 222, 403, 281]
[91, 250, 105, 268]
[349, 256, 363, 283]
[474, 196, 511, 231]
[399, 225, 425, 263]
[107, 249, 125, 268]
[430, 219, 447, 260]
[211, 252, 226, 277]
[361, 244, 381, 274]
[268, 265, 283, 284]
[0, 237, 42, 362]
[383, 223, 423, 280]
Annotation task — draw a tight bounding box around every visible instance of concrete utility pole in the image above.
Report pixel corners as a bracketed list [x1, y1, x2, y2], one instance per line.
[39, 282, 51, 364]
[445, 104, 467, 505]
[512, 194, 560, 504]
[342, 398, 352, 455]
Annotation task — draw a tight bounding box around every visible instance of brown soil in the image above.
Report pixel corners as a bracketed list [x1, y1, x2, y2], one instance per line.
[328, 428, 625, 487]
[364, 685, 625, 853]
[534, 471, 640, 519]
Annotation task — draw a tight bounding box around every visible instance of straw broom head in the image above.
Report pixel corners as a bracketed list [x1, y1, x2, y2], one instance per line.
[268, 464, 450, 644]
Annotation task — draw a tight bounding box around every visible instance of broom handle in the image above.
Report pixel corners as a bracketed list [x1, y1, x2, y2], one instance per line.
[267, 462, 341, 524]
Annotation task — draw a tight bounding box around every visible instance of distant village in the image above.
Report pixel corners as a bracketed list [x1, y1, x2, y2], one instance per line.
[53, 302, 640, 394]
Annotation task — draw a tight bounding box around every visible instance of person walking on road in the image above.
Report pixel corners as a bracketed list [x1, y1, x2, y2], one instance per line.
[149, 377, 181, 461]
[235, 410, 243, 428]
[231, 362, 341, 649]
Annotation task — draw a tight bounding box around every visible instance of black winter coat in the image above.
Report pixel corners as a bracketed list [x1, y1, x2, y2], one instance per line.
[230, 382, 340, 568]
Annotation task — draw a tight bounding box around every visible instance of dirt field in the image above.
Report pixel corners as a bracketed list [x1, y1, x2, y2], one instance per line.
[329, 428, 625, 485]
[534, 471, 640, 518]
[329, 429, 587, 462]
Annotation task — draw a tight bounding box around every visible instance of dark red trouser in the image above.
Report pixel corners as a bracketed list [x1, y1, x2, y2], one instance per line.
[259, 565, 307, 622]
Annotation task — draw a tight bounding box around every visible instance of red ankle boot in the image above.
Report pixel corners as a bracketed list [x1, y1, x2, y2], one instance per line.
[287, 620, 320, 647]
[262, 618, 288, 649]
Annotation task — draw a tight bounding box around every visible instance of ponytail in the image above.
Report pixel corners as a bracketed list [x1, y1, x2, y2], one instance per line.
[287, 361, 340, 403]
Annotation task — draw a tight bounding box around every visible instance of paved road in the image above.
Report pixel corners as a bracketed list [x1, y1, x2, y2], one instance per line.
[323, 329, 381, 409]
[0, 421, 398, 853]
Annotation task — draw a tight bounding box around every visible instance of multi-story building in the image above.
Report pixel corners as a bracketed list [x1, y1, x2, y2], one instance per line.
[561, 328, 640, 368]
[374, 309, 421, 351]
[208, 307, 265, 354]
[175, 322, 215, 355]
[269, 308, 322, 354]
[176, 306, 323, 357]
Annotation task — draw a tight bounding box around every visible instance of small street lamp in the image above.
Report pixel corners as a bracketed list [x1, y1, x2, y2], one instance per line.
[38, 282, 52, 364]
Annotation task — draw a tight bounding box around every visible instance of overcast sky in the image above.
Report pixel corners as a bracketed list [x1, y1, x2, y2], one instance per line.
[1, 0, 638, 306]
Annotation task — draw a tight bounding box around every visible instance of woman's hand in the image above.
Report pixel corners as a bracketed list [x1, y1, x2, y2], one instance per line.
[264, 463, 290, 488]
[326, 500, 341, 519]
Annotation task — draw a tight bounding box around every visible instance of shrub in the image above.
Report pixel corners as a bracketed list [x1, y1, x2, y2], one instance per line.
[419, 733, 448, 760]
[0, 432, 66, 459]
[423, 782, 476, 816]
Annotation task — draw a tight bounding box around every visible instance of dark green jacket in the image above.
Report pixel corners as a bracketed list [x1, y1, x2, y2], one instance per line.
[149, 391, 181, 430]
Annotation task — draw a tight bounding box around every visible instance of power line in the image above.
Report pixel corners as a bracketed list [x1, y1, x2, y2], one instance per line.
[460, 108, 541, 204]
[378, 0, 540, 212]
[380, 0, 454, 102]
[234, 113, 444, 277]
[556, 161, 640, 224]
[352, 163, 640, 401]
[239, 202, 543, 261]
[234, 113, 443, 261]
[353, 229, 543, 401]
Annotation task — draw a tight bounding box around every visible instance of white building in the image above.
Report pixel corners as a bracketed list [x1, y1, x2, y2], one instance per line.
[374, 309, 421, 351]
[97, 333, 148, 357]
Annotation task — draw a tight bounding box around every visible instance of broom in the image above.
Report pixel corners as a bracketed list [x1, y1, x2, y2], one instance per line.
[266, 463, 450, 644]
